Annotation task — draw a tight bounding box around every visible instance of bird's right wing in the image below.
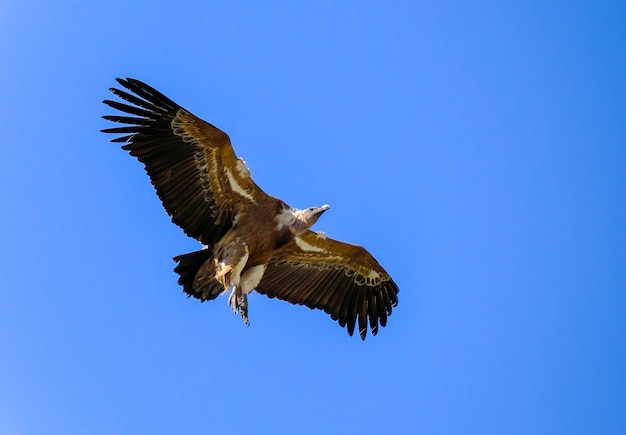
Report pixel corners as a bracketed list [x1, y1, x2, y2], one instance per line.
[102, 78, 272, 245]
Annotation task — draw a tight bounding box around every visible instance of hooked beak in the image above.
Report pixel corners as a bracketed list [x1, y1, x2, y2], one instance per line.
[317, 204, 330, 214]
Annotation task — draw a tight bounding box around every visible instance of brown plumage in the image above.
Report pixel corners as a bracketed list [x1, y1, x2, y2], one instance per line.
[102, 78, 398, 339]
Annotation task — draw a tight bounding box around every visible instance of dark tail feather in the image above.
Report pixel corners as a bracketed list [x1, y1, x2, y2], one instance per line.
[173, 248, 223, 302]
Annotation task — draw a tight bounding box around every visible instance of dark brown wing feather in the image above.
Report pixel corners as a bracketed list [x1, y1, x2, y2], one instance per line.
[256, 231, 399, 340]
[102, 78, 269, 245]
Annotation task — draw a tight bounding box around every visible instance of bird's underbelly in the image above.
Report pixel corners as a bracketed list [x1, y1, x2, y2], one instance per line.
[213, 234, 273, 292]
[239, 264, 267, 294]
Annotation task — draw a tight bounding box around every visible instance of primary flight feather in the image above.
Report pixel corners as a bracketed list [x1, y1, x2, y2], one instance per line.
[102, 78, 398, 339]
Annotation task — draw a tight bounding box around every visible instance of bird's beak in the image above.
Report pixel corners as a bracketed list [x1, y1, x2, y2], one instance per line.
[317, 204, 330, 215]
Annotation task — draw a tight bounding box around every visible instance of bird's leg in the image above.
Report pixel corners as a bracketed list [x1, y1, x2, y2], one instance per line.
[227, 286, 238, 314]
[240, 292, 249, 325]
[227, 286, 250, 326]
[214, 259, 233, 289]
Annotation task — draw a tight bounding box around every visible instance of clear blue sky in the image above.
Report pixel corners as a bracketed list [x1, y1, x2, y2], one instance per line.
[1, 1, 625, 434]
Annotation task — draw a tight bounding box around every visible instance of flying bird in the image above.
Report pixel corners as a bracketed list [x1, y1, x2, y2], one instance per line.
[102, 78, 398, 339]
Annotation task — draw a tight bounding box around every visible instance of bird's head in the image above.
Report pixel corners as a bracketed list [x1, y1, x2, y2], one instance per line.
[293, 204, 330, 233]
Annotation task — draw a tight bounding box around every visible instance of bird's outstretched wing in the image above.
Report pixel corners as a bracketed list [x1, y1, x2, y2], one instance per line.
[102, 78, 270, 245]
[256, 231, 399, 339]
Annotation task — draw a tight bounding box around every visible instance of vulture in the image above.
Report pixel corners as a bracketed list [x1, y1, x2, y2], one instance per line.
[102, 78, 399, 339]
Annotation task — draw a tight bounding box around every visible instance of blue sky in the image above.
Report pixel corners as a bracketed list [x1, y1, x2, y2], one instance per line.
[1, 1, 625, 433]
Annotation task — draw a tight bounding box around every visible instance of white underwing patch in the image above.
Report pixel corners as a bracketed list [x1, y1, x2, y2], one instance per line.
[294, 237, 326, 253]
[225, 169, 255, 202]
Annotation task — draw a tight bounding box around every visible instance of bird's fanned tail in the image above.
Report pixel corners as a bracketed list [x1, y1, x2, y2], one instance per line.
[173, 248, 223, 302]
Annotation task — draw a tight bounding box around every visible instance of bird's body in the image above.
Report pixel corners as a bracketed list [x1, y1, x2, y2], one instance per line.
[180, 199, 330, 325]
[102, 78, 398, 339]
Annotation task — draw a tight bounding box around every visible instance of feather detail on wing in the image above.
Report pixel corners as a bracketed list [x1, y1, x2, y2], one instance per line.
[256, 231, 399, 340]
[101, 78, 269, 245]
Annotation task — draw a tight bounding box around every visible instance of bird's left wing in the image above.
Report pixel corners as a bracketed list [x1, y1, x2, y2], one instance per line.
[256, 231, 399, 339]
